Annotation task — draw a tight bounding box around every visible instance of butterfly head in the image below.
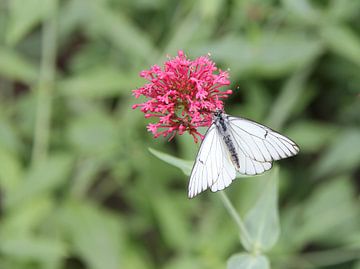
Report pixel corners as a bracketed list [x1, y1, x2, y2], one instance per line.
[213, 109, 224, 118]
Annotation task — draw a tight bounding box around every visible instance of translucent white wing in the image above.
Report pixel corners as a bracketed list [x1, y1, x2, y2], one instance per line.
[188, 124, 236, 198]
[227, 116, 299, 167]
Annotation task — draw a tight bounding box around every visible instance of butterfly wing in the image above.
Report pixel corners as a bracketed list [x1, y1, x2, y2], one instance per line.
[227, 116, 299, 174]
[188, 124, 236, 198]
[233, 147, 273, 175]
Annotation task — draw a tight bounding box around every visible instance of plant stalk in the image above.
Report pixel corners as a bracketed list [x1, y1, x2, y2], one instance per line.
[219, 191, 253, 249]
[31, 1, 58, 165]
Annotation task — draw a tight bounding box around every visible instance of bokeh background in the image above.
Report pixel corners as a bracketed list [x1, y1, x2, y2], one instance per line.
[0, 0, 359, 268]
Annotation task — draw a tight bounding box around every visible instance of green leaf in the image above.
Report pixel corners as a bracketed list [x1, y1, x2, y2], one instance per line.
[227, 253, 270, 269]
[60, 202, 122, 269]
[6, 0, 56, 45]
[321, 24, 360, 67]
[313, 128, 360, 179]
[243, 168, 280, 252]
[149, 148, 251, 184]
[149, 148, 193, 176]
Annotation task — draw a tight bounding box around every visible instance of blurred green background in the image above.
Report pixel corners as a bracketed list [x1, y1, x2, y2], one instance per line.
[0, 0, 359, 268]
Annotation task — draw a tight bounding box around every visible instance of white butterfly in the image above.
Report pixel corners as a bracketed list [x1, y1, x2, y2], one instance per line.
[188, 110, 299, 198]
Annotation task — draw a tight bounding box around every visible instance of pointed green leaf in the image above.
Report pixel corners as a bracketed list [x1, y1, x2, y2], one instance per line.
[243, 168, 280, 252]
[149, 148, 193, 176]
[227, 253, 270, 269]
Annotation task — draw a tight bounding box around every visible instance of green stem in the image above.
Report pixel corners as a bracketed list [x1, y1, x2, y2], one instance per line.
[219, 191, 253, 249]
[31, 1, 58, 165]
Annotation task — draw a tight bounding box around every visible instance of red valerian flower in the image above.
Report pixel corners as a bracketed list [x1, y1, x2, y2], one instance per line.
[132, 51, 233, 143]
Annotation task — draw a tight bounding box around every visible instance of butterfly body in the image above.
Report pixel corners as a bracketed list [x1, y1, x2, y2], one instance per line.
[188, 110, 299, 198]
[214, 112, 240, 170]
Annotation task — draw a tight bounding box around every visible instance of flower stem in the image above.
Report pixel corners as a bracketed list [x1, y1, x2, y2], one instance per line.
[31, 1, 58, 165]
[219, 191, 253, 249]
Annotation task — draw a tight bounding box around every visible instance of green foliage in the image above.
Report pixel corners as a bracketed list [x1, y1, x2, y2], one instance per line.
[227, 254, 270, 269]
[0, 0, 359, 269]
[151, 149, 281, 266]
[242, 168, 279, 253]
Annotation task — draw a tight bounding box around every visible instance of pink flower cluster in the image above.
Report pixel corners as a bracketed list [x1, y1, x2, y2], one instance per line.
[132, 51, 232, 142]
